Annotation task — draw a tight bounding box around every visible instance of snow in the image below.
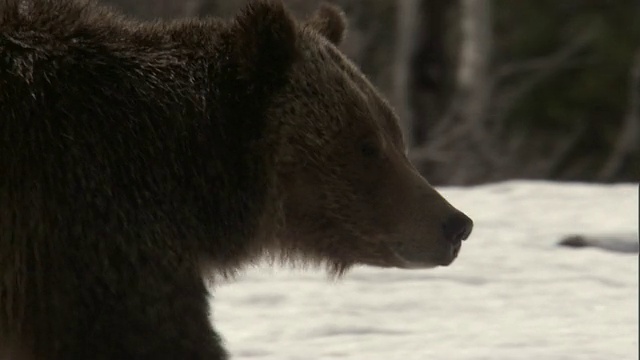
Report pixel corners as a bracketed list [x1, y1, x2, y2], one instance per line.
[212, 181, 639, 360]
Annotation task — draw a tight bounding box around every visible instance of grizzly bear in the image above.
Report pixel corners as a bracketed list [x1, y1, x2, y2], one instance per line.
[0, 0, 473, 359]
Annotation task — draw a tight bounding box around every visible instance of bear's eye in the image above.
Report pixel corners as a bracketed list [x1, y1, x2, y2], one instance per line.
[360, 140, 380, 159]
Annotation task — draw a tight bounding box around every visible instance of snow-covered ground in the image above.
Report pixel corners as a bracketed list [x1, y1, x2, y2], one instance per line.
[213, 181, 639, 360]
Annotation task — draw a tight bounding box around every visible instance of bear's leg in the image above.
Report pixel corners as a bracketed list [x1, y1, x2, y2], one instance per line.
[92, 271, 226, 360]
[34, 257, 227, 360]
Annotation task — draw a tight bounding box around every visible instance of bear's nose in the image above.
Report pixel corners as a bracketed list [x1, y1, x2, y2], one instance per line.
[442, 212, 473, 244]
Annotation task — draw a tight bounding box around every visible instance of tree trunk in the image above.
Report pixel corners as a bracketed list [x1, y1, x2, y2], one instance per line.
[394, 0, 419, 148]
[598, 49, 640, 181]
[448, 0, 493, 184]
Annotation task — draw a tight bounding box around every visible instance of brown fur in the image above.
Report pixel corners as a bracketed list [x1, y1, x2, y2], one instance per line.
[0, 0, 472, 359]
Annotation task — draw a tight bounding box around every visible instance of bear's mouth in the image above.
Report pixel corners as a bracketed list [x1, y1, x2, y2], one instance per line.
[388, 241, 461, 269]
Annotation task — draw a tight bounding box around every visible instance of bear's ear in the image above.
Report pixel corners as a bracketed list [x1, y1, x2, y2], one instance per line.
[230, 0, 297, 81]
[304, 3, 347, 45]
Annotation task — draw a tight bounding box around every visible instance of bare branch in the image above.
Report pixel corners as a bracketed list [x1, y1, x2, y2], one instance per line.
[490, 29, 596, 127]
[544, 125, 587, 176]
[409, 119, 472, 163]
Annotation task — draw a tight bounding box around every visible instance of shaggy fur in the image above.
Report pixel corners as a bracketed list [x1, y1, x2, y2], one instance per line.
[0, 0, 472, 359]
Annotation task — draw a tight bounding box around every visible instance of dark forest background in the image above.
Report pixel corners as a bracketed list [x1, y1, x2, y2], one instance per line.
[100, 0, 640, 186]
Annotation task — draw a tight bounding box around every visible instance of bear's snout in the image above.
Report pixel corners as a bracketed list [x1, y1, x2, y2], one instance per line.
[442, 212, 473, 245]
[436, 211, 473, 266]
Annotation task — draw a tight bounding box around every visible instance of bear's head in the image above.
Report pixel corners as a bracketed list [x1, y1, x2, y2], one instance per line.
[228, 1, 473, 274]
